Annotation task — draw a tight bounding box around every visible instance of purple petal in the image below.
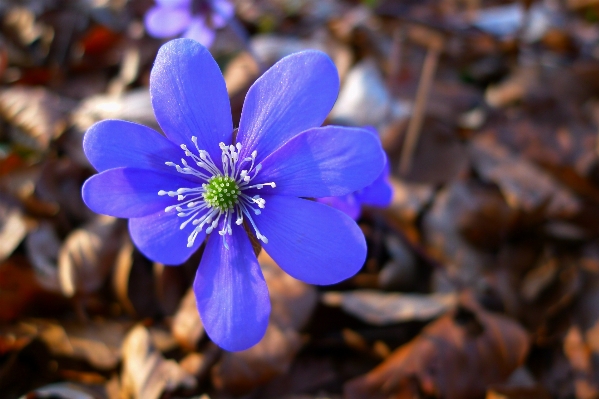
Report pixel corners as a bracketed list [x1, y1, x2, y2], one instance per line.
[210, 0, 234, 27]
[129, 210, 204, 265]
[150, 38, 233, 163]
[256, 126, 385, 198]
[236, 51, 339, 163]
[183, 18, 215, 48]
[82, 167, 194, 218]
[355, 157, 393, 207]
[194, 224, 270, 351]
[316, 194, 361, 220]
[255, 195, 366, 285]
[156, 0, 190, 7]
[83, 120, 183, 173]
[144, 6, 191, 38]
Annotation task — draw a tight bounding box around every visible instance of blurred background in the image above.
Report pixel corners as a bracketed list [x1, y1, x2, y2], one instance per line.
[2, 0, 599, 398]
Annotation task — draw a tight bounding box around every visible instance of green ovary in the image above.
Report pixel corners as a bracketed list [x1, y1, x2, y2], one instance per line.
[203, 176, 241, 211]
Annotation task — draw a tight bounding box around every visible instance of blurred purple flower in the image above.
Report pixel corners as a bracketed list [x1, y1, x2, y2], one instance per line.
[144, 0, 234, 47]
[317, 135, 392, 220]
[81, 39, 385, 351]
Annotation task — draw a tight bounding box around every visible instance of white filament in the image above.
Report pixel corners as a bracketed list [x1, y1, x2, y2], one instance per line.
[158, 137, 276, 248]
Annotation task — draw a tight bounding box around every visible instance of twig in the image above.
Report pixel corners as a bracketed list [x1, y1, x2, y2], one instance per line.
[399, 42, 441, 175]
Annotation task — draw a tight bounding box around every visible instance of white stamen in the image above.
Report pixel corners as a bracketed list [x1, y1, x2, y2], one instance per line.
[159, 139, 275, 249]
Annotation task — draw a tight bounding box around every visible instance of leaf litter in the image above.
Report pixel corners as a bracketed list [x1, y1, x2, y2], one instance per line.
[4, 0, 599, 398]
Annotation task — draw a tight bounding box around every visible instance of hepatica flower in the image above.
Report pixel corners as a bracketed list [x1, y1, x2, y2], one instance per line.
[82, 39, 385, 351]
[144, 0, 233, 47]
[317, 143, 392, 220]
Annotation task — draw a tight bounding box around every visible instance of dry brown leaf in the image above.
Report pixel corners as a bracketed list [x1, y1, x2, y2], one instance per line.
[329, 58, 410, 128]
[110, 239, 164, 318]
[344, 301, 529, 399]
[385, 177, 434, 224]
[25, 221, 61, 293]
[485, 66, 540, 108]
[21, 382, 102, 399]
[172, 288, 204, 351]
[486, 386, 552, 399]
[470, 134, 581, 218]
[564, 326, 599, 399]
[32, 319, 129, 370]
[72, 88, 157, 133]
[520, 250, 559, 302]
[0, 197, 27, 263]
[120, 325, 196, 399]
[211, 250, 317, 394]
[322, 290, 458, 325]
[223, 51, 260, 98]
[422, 181, 493, 286]
[58, 215, 124, 297]
[212, 324, 302, 395]
[0, 86, 75, 151]
[0, 255, 44, 322]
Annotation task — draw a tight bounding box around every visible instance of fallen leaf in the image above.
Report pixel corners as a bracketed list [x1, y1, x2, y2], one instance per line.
[564, 325, 599, 399]
[322, 290, 458, 325]
[486, 386, 552, 399]
[58, 215, 124, 297]
[0, 197, 27, 263]
[25, 221, 61, 293]
[385, 177, 434, 224]
[172, 288, 204, 351]
[0, 255, 43, 321]
[72, 88, 157, 133]
[0, 86, 75, 152]
[344, 300, 529, 399]
[120, 325, 196, 399]
[33, 319, 129, 369]
[470, 134, 581, 218]
[422, 181, 494, 286]
[21, 382, 101, 399]
[329, 58, 410, 128]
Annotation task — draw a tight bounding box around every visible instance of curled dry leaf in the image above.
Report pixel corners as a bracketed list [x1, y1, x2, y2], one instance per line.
[322, 290, 458, 325]
[211, 250, 318, 394]
[422, 181, 493, 286]
[121, 325, 196, 399]
[19, 382, 101, 399]
[0, 86, 75, 152]
[344, 302, 529, 399]
[25, 221, 61, 292]
[172, 288, 204, 351]
[223, 51, 260, 99]
[58, 215, 124, 297]
[470, 134, 581, 218]
[0, 197, 27, 263]
[378, 235, 417, 291]
[486, 386, 552, 399]
[72, 88, 158, 133]
[329, 58, 410, 128]
[563, 325, 599, 399]
[385, 177, 434, 224]
[212, 324, 302, 395]
[32, 319, 129, 370]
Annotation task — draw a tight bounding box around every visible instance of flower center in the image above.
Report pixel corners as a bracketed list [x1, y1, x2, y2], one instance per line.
[203, 176, 240, 211]
[158, 137, 275, 249]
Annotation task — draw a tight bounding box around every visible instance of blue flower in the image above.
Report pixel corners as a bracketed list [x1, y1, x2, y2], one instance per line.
[316, 131, 392, 220]
[81, 39, 385, 351]
[144, 0, 233, 47]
